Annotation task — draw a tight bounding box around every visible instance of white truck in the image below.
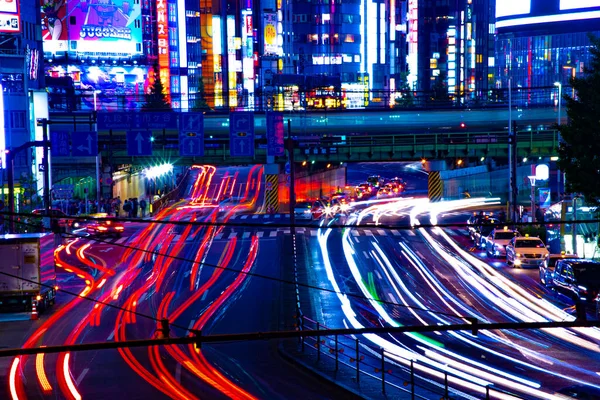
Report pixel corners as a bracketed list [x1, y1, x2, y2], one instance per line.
[0, 233, 56, 312]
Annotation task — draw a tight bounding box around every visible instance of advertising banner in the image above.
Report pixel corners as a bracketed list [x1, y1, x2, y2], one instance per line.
[66, 0, 142, 54]
[266, 112, 285, 157]
[0, 0, 19, 33]
[41, 0, 68, 51]
[263, 13, 277, 55]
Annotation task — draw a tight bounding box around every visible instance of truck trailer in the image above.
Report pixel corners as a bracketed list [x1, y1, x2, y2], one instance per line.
[0, 233, 56, 313]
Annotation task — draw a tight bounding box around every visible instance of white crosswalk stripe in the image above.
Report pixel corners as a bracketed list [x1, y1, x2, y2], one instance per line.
[215, 233, 223, 240]
[241, 215, 249, 220]
[310, 230, 318, 236]
[351, 230, 360, 236]
[274, 214, 281, 219]
[228, 232, 237, 239]
[252, 215, 259, 219]
[377, 229, 386, 236]
[256, 231, 264, 238]
[364, 230, 374, 236]
[242, 232, 251, 239]
[269, 231, 278, 237]
[406, 230, 416, 236]
[391, 230, 401, 236]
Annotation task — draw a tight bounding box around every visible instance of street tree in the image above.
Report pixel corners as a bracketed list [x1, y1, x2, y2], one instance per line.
[142, 64, 171, 111]
[557, 34, 600, 205]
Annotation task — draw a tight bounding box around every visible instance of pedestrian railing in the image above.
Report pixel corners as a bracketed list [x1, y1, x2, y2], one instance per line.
[296, 316, 522, 400]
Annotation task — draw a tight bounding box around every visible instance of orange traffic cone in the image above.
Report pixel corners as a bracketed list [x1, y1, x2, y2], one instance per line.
[31, 302, 39, 320]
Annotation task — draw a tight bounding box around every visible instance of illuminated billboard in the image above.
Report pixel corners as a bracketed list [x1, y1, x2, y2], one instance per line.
[41, 0, 68, 52]
[496, 0, 600, 29]
[496, 0, 530, 18]
[0, 0, 20, 33]
[46, 64, 149, 111]
[561, 0, 600, 9]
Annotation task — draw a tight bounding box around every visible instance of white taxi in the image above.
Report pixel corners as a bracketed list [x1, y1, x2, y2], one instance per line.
[506, 236, 549, 268]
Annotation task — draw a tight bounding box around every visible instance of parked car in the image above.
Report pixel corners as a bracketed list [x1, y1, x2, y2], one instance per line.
[552, 259, 600, 318]
[86, 217, 125, 237]
[484, 228, 520, 257]
[506, 236, 549, 268]
[294, 201, 313, 220]
[539, 253, 580, 286]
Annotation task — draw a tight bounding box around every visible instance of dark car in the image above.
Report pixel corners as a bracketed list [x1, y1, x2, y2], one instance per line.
[539, 254, 580, 286]
[85, 217, 125, 237]
[552, 260, 600, 318]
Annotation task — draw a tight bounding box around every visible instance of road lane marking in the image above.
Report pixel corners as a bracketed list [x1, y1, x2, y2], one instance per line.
[115, 237, 128, 244]
[364, 230, 374, 236]
[107, 328, 116, 341]
[269, 231, 278, 237]
[363, 251, 371, 260]
[351, 230, 360, 236]
[76, 368, 89, 385]
[406, 230, 416, 236]
[241, 215, 248, 220]
[252, 215, 259, 219]
[201, 290, 209, 301]
[228, 232, 237, 239]
[310, 230, 318, 236]
[377, 229, 386, 236]
[391, 230, 401, 236]
[256, 231, 264, 238]
[215, 233, 223, 240]
[242, 232, 250, 239]
[274, 214, 281, 218]
[374, 270, 382, 280]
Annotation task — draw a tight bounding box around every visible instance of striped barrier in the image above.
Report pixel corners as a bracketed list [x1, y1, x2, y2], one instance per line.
[428, 171, 443, 202]
[265, 174, 279, 213]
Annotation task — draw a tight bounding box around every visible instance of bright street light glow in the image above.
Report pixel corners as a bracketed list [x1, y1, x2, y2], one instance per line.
[144, 163, 173, 179]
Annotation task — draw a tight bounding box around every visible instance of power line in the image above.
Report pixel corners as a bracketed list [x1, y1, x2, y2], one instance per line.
[0, 318, 598, 358]
[2, 218, 471, 332]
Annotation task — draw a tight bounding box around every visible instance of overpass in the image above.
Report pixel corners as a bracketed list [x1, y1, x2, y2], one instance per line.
[50, 106, 560, 137]
[49, 129, 558, 167]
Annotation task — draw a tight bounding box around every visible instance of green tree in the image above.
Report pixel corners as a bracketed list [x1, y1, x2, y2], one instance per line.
[394, 71, 415, 108]
[142, 64, 171, 111]
[557, 34, 600, 204]
[190, 78, 210, 111]
[431, 72, 449, 103]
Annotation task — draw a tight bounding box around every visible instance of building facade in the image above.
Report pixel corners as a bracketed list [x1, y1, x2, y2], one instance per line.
[495, 0, 600, 106]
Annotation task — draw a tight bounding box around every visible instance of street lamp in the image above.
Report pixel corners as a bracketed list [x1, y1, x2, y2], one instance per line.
[554, 82, 562, 126]
[93, 90, 102, 111]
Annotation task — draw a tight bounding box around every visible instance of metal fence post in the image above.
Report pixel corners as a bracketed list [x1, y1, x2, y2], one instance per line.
[381, 348, 385, 393]
[410, 359, 415, 400]
[316, 321, 320, 361]
[356, 339, 360, 383]
[335, 334, 339, 371]
[444, 372, 449, 400]
[301, 317, 305, 352]
[486, 385, 490, 400]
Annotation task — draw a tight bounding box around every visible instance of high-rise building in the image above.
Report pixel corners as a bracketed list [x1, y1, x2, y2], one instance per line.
[495, 0, 600, 106]
[409, 0, 495, 105]
[0, 0, 45, 201]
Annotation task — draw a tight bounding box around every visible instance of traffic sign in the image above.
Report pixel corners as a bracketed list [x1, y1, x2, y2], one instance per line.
[229, 112, 254, 157]
[179, 113, 204, 157]
[72, 131, 98, 156]
[50, 131, 70, 157]
[126, 130, 153, 156]
[98, 112, 178, 130]
[266, 112, 285, 156]
[179, 132, 204, 157]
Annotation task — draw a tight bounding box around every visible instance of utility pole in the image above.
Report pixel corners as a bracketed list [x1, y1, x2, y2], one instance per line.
[287, 119, 296, 235]
[38, 119, 52, 226]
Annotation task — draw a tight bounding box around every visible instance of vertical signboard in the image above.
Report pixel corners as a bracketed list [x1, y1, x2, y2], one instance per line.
[229, 112, 254, 157]
[266, 112, 285, 157]
[0, 0, 20, 33]
[179, 113, 204, 157]
[263, 13, 277, 55]
[156, 0, 170, 96]
[50, 131, 70, 157]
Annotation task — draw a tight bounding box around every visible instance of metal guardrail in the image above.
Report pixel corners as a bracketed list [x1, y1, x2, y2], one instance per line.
[297, 316, 521, 400]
